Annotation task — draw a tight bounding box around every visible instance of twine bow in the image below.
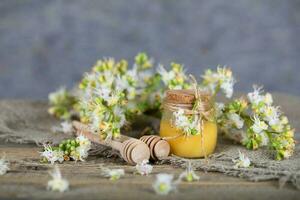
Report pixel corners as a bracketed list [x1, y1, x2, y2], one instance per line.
[189, 74, 208, 160]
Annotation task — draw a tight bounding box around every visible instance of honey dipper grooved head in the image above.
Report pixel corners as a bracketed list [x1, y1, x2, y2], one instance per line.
[139, 135, 170, 160]
[121, 139, 150, 165]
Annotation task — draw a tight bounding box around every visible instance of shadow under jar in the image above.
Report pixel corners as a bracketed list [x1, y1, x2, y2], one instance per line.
[159, 89, 217, 158]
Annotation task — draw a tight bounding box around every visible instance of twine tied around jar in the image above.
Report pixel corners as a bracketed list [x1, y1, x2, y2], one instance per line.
[162, 75, 215, 160]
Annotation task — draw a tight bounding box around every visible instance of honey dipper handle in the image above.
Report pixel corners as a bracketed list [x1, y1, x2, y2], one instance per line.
[72, 121, 123, 151]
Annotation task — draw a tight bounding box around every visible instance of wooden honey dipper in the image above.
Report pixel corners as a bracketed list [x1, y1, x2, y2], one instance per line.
[140, 135, 170, 161]
[72, 121, 150, 165]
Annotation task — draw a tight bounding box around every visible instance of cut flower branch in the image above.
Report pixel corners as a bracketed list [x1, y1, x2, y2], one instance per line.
[48, 52, 295, 160]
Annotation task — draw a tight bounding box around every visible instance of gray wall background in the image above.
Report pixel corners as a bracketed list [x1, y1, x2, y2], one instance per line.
[0, 0, 299, 99]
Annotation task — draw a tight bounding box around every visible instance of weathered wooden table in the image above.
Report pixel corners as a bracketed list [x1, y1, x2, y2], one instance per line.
[1, 93, 300, 200]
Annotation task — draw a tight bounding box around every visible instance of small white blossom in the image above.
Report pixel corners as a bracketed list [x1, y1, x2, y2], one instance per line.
[135, 160, 153, 176]
[233, 151, 251, 168]
[251, 115, 268, 134]
[40, 144, 64, 164]
[101, 167, 125, 181]
[221, 79, 235, 98]
[70, 135, 91, 161]
[94, 85, 111, 102]
[202, 67, 235, 98]
[260, 131, 269, 146]
[247, 86, 264, 105]
[0, 156, 9, 175]
[179, 161, 200, 182]
[47, 166, 69, 192]
[280, 116, 289, 125]
[264, 93, 273, 105]
[172, 108, 200, 136]
[262, 106, 281, 126]
[70, 146, 88, 162]
[153, 173, 175, 195]
[76, 135, 91, 150]
[227, 113, 244, 129]
[157, 64, 175, 85]
[113, 106, 126, 127]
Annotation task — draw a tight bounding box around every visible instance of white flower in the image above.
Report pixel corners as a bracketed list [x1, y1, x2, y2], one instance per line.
[101, 167, 125, 181]
[202, 67, 235, 98]
[40, 144, 64, 164]
[94, 85, 111, 102]
[262, 106, 281, 126]
[102, 70, 115, 86]
[247, 86, 264, 105]
[280, 116, 289, 125]
[260, 131, 269, 146]
[264, 93, 273, 105]
[76, 135, 91, 150]
[172, 109, 200, 135]
[0, 156, 9, 175]
[227, 113, 244, 129]
[113, 106, 126, 127]
[221, 79, 235, 98]
[215, 102, 225, 118]
[127, 67, 138, 80]
[251, 115, 268, 134]
[70, 146, 88, 162]
[135, 160, 153, 176]
[70, 135, 91, 161]
[115, 76, 130, 91]
[153, 173, 175, 195]
[179, 161, 200, 182]
[233, 151, 251, 168]
[157, 64, 175, 85]
[107, 92, 120, 106]
[47, 166, 69, 192]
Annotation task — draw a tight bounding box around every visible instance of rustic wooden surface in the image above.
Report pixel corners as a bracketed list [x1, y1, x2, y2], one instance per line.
[1, 93, 300, 200]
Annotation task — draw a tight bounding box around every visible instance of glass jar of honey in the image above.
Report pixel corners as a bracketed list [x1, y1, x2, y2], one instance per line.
[159, 89, 217, 158]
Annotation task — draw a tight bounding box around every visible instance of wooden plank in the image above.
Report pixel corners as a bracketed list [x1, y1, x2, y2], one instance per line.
[0, 145, 299, 200]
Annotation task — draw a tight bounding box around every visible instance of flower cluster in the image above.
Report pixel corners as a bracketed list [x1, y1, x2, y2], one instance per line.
[48, 87, 78, 120]
[171, 109, 200, 136]
[217, 86, 295, 160]
[157, 62, 190, 90]
[40, 135, 91, 164]
[201, 66, 235, 98]
[76, 53, 190, 139]
[48, 53, 295, 160]
[0, 156, 9, 175]
[47, 166, 69, 192]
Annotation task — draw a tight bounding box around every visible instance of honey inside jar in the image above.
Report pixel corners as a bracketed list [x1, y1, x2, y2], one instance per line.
[159, 89, 217, 158]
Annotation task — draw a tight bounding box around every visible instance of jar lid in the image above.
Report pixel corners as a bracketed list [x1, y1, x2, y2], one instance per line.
[165, 89, 211, 104]
[165, 89, 195, 104]
[164, 89, 213, 113]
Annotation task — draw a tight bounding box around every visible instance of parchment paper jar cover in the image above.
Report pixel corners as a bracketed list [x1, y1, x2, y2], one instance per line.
[159, 89, 217, 158]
